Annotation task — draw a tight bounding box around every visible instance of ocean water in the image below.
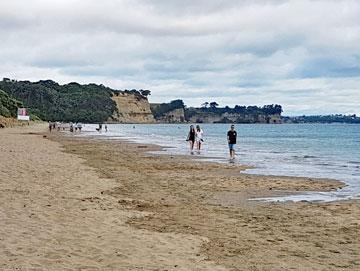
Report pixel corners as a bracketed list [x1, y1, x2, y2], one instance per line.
[79, 123, 360, 202]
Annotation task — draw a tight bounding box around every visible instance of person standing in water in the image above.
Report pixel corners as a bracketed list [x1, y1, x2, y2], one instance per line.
[227, 124, 237, 160]
[77, 123, 82, 132]
[48, 121, 52, 133]
[195, 125, 204, 153]
[186, 125, 196, 154]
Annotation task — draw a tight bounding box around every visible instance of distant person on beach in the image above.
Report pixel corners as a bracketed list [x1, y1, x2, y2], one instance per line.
[227, 125, 237, 160]
[96, 124, 102, 132]
[195, 125, 204, 153]
[186, 125, 196, 154]
[105, 124, 108, 132]
[77, 123, 82, 132]
[48, 122, 52, 132]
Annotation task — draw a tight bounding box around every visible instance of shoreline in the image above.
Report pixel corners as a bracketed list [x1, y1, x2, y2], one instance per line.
[1, 124, 359, 270]
[74, 129, 348, 202]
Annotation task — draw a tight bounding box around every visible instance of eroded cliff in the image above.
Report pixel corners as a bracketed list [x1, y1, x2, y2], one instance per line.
[150, 103, 185, 123]
[110, 92, 155, 123]
[187, 112, 282, 124]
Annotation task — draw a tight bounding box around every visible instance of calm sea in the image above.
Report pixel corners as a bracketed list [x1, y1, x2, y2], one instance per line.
[79, 123, 360, 202]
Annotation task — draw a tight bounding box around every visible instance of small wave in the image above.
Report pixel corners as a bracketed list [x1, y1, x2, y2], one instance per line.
[348, 161, 360, 165]
[316, 163, 331, 166]
[292, 155, 319, 159]
[303, 155, 318, 159]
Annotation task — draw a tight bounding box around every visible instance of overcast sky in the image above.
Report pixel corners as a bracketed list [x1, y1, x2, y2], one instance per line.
[1, 0, 359, 115]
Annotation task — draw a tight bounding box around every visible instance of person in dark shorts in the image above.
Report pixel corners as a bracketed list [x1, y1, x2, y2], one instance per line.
[48, 121, 52, 132]
[186, 125, 196, 154]
[227, 125, 237, 159]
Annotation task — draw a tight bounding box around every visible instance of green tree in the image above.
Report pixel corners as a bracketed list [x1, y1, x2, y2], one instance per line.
[201, 102, 209, 108]
[0, 79, 117, 122]
[0, 89, 23, 117]
[209, 101, 219, 108]
[139, 89, 151, 97]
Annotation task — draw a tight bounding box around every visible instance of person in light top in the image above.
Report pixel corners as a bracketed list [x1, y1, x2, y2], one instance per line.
[195, 125, 204, 153]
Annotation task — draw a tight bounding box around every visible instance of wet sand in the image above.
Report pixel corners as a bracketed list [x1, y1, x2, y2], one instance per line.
[1, 124, 359, 270]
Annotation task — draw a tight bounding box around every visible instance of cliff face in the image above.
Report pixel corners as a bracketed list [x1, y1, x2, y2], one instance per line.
[150, 104, 185, 123]
[110, 92, 155, 123]
[111, 95, 282, 124]
[187, 112, 282, 124]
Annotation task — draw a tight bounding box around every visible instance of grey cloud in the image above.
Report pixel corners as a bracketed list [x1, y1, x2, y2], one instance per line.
[294, 55, 360, 78]
[0, 0, 359, 115]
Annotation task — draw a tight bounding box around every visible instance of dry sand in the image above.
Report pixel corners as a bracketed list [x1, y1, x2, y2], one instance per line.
[0, 124, 359, 270]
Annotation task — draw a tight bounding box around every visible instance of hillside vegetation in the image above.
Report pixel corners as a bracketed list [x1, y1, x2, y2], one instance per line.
[0, 89, 23, 117]
[151, 100, 283, 123]
[185, 104, 282, 119]
[2, 78, 286, 124]
[151, 100, 185, 119]
[282, 115, 360, 124]
[0, 79, 117, 123]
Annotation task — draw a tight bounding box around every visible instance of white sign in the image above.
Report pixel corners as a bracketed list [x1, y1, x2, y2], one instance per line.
[17, 115, 30, 121]
[17, 108, 30, 121]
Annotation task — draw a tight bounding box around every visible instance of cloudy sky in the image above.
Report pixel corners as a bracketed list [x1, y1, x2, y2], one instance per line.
[1, 0, 359, 115]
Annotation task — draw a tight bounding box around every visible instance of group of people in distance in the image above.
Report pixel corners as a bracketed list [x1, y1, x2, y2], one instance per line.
[48, 121, 83, 133]
[96, 123, 108, 132]
[186, 124, 237, 160]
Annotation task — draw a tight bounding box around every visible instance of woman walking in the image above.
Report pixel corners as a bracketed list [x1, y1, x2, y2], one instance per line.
[195, 125, 204, 153]
[186, 125, 196, 154]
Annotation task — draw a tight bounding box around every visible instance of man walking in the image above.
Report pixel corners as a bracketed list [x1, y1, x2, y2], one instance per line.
[227, 125, 237, 160]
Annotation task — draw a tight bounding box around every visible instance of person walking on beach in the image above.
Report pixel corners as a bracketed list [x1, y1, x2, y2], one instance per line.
[195, 125, 204, 153]
[186, 125, 196, 154]
[227, 124, 237, 160]
[48, 121, 52, 133]
[105, 124, 108, 132]
[96, 123, 102, 132]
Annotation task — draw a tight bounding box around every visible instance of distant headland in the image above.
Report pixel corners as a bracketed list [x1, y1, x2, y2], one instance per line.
[1, 78, 359, 125]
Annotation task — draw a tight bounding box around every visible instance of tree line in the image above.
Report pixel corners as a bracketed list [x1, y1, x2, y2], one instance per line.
[283, 115, 360, 124]
[151, 99, 185, 119]
[199, 103, 282, 115]
[151, 99, 283, 120]
[0, 79, 153, 122]
[0, 89, 23, 118]
[1, 78, 283, 123]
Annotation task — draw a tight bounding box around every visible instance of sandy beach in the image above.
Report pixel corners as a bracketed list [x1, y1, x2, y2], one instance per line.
[1, 124, 359, 270]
